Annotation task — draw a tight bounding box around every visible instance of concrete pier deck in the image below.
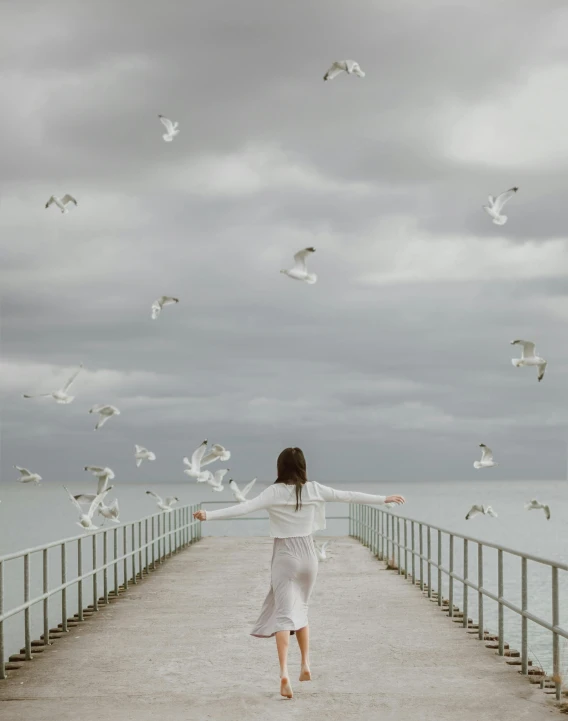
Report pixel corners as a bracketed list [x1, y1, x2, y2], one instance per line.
[0, 536, 559, 720]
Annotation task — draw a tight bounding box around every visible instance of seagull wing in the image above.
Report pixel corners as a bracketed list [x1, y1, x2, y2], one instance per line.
[486, 506, 498, 517]
[165, 497, 178, 507]
[465, 505, 482, 519]
[241, 478, 257, 497]
[537, 361, 547, 382]
[96, 476, 110, 495]
[543, 505, 551, 520]
[63, 486, 84, 514]
[62, 363, 83, 391]
[511, 340, 536, 359]
[350, 62, 365, 77]
[87, 489, 110, 519]
[480, 445, 493, 462]
[190, 440, 208, 469]
[292, 247, 315, 272]
[74, 493, 97, 504]
[45, 196, 55, 208]
[16, 467, 31, 476]
[160, 296, 179, 307]
[159, 116, 174, 134]
[135, 445, 145, 454]
[146, 490, 163, 504]
[200, 451, 219, 467]
[214, 469, 229, 484]
[85, 465, 105, 474]
[323, 62, 344, 81]
[61, 194, 77, 206]
[493, 187, 518, 213]
[229, 479, 241, 493]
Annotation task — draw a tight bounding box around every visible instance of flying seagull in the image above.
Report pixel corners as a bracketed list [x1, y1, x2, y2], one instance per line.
[45, 194, 78, 214]
[281, 247, 317, 284]
[135, 445, 156, 468]
[88, 405, 120, 430]
[465, 504, 498, 520]
[183, 439, 209, 480]
[158, 115, 179, 142]
[23, 363, 83, 404]
[315, 541, 330, 561]
[482, 187, 518, 225]
[146, 491, 178, 512]
[473, 444, 497, 469]
[63, 486, 110, 530]
[151, 296, 179, 320]
[524, 499, 551, 520]
[323, 60, 365, 81]
[201, 443, 231, 466]
[15, 466, 42, 484]
[229, 478, 257, 503]
[510, 340, 547, 382]
[200, 469, 229, 492]
[98, 498, 120, 523]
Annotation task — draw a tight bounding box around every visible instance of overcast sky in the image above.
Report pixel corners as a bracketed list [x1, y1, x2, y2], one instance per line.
[1, 0, 568, 487]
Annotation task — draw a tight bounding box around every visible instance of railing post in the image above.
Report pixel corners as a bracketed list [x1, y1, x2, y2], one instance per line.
[411, 521, 415, 584]
[375, 509, 380, 557]
[521, 556, 528, 674]
[348, 503, 352, 537]
[552, 566, 560, 701]
[404, 519, 408, 579]
[168, 514, 172, 557]
[0, 561, 4, 680]
[43, 548, 50, 642]
[77, 538, 84, 621]
[24, 554, 31, 659]
[113, 528, 119, 597]
[92, 534, 98, 610]
[61, 543, 67, 632]
[498, 549, 504, 655]
[123, 526, 128, 590]
[462, 539, 468, 628]
[427, 527, 432, 598]
[138, 521, 143, 576]
[477, 544, 484, 640]
[145, 519, 149, 573]
[419, 523, 424, 591]
[448, 534, 454, 617]
[131, 524, 137, 584]
[152, 516, 156, 569]
[103, 531, 109, 604]
[378, 510, 383, 560]
[437, 530, 442, 607]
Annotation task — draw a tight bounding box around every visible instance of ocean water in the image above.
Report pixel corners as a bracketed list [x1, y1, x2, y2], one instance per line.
[0, 479, 566, 675]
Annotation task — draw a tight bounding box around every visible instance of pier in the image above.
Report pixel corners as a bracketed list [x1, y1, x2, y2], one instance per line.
[0, 503, 566, 719]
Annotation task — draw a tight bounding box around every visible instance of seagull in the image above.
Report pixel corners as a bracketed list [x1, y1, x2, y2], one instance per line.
[151, 296, 179, 320]
[201, 443, 231, 467]
[88, 404, 120, 430]
[73, 485, 114, 506]
[22, 364, 83, 404]
[524, 499, 551, 520]
[315, 541, 329, 561]
[135, 445, 156, 468]
[201, 469, 229, 492]
[63, 486, 110, 530]
[473, 444, 497, 470]
[510, 340, 547, 382]
[465, 504, 498, 520]
[183, 439, 209, 480]
[15, 466, 42, 484]
[158, 115, 179, 142]
[323, 60, 365, 81]
[45, 194, 78, 214]
[98, 498, 120, 523]
[146, 491, 179, 512]
[482, 187, 518, 225]
[229, 478, 257, 502]
[280, 247, 317, 284]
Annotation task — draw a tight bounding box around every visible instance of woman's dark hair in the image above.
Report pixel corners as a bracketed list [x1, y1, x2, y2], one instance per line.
[274, 447, 308, 511]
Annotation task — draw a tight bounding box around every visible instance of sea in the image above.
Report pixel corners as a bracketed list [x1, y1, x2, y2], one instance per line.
[0, 480, 566, 675]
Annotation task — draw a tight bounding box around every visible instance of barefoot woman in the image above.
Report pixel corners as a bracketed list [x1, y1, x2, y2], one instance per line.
[193, 447, 405, 699]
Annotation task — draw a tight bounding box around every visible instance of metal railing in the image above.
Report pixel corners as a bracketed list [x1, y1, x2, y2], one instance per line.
[0, 503, 202, 679]
[349, 504, 568, 701]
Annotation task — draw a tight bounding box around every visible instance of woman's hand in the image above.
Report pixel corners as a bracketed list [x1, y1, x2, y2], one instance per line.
[385, 495, 405, 505]
[193, 510, 206, 521]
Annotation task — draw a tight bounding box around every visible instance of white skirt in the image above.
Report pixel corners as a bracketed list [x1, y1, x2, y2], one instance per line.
[250, 535, 319, 638]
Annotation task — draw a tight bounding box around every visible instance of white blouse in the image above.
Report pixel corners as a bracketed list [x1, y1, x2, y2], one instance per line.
[204, 481, 387, 538]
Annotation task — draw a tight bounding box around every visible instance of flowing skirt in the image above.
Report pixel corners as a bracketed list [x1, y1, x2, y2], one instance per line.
[250, 535, 319, 638]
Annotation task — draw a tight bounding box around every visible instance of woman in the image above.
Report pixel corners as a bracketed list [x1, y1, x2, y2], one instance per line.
[193, 447, 405, 699]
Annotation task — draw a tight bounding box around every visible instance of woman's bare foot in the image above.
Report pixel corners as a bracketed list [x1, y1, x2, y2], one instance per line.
[280, 677, 293, 698]
[299, 664, 311, 682]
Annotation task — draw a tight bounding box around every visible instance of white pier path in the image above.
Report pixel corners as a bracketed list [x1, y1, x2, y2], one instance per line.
[0, 536, 559, 720]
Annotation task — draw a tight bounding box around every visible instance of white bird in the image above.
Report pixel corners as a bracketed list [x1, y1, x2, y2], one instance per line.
[15, 466, 42, 484]
[135, 445, 156, 468]
[315, 541, 329, 561]
[323, 59, 365, 81]
[524, 499, 551, 520]
[473, 444, 497, 470]
[158, 115, 179, 142]
[45, 194, 78, 214]
[201, 469, 229, 492]
[183, 439, 209, 480]
[73, 484, 114, 506]
[151, 296, 179, 320]
[280, 247, 317, 284]
[229, 478, 257, 502]
[88, 405, 120, 430]
[22, 364, 83, 404]
[482, 187, 518, 225]
[510, 340, 547, 382]
[98, 498, 120, 523]
[146, 491, 179, 512]
[201, 443, 231, 467]
[465, 504, 498, 520]
[63, 486, 110, 530]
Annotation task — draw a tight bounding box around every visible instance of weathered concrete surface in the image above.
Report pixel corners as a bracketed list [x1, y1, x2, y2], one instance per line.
[0, 536, 560, 720]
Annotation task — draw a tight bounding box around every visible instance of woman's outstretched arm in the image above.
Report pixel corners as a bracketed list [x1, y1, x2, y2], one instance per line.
[313, 482, 405, 506]
[193, 486, 275, 521]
